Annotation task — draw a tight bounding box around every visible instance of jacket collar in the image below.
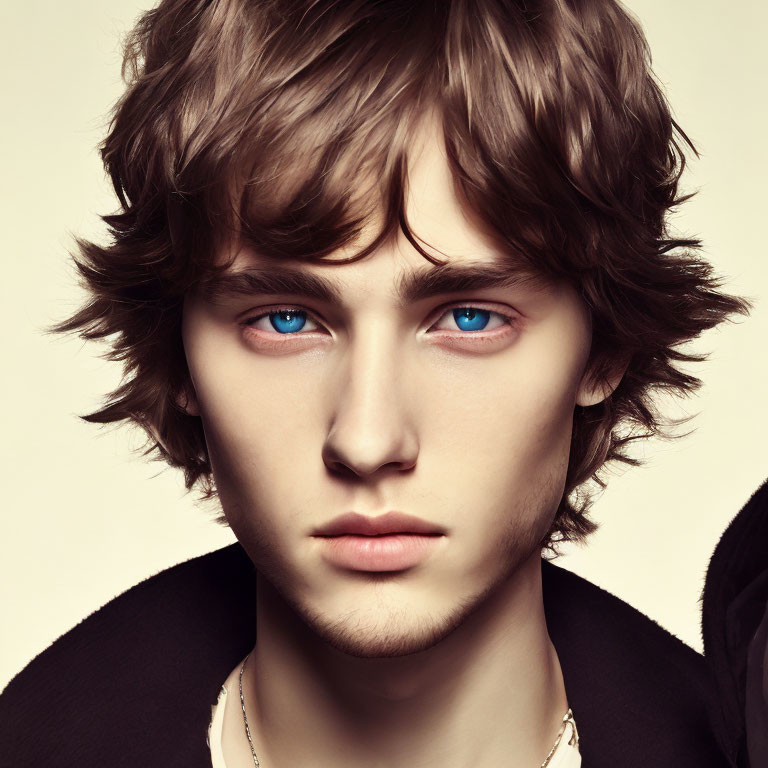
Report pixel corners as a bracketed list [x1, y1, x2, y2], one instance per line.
[0, 543, 727, 767]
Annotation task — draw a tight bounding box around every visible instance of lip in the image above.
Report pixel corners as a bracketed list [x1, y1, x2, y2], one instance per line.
[312, 512, 446, 572]
[312, 511, 446, 538]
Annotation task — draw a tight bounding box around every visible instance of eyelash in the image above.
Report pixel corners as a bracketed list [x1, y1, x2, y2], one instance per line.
[241, 303, 520, 341]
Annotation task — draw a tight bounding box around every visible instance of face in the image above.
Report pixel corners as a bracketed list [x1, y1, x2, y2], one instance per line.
[181, 123, 603, 658]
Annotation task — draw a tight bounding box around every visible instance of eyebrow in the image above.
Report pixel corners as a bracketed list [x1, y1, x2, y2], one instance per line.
[200, 261, 544, 309]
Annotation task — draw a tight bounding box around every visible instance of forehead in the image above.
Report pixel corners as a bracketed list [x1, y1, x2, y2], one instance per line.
[393, 118, 502, 266]
[209, 119, 549, 305]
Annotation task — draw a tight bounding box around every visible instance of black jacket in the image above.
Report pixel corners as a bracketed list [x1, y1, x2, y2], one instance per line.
[0, 545, 726, 768]
[702, 477, 768, 768]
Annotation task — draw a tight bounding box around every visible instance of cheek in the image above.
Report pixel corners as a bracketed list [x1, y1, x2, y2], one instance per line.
[495, 311, 590, 468]
[425, 386, 573, 537]
[504, 366, 579, 466]
[184, 324, 324, 525]
[201, 383, 317, 489]
[417, 324, 589, 543]
[429, 342, 583, 477]
[186, 301, 322, 444]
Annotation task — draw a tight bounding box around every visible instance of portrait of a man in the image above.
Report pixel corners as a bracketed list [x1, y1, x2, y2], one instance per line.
[1, 1, 765, 766]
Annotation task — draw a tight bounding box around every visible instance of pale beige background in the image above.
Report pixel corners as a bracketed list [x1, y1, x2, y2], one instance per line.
[1, 0, 766, 690]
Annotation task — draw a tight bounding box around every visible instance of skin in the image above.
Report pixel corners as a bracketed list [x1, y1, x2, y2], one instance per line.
[180, 121, 620, 767]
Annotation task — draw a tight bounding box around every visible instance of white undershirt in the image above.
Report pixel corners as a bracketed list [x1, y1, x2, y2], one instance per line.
[207, 664, 581, 768]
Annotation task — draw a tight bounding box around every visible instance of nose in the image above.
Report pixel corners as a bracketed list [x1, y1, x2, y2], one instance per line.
[322, 330, 419, 480]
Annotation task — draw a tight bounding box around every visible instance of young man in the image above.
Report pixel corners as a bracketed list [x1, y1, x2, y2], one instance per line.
[0, 0, 748, 765]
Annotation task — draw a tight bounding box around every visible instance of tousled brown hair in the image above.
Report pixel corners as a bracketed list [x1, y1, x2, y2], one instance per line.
[56, 0, 749, 553]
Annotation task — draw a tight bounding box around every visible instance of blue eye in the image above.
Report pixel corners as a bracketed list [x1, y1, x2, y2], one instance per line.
[244, 309, 316, 334]
[451, 307, 491, 332]
[268, 310, 307, 334]
[433, 306, 510, 333]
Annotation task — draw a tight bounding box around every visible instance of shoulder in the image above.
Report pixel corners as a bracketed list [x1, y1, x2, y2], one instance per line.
[542, 559, 727, 767]
[0, 544, 254, 767]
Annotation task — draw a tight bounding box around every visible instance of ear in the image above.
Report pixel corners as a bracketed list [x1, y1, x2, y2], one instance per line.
[575, 357, 629, 407]
[174, 382, 201, 417]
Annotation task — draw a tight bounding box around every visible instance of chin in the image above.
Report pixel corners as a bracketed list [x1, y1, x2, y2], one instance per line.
[304, 601, 475, 659]
[294, 566, 526, 658]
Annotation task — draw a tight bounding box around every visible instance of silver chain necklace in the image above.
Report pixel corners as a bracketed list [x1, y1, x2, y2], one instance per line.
[238, 653, 577, 767]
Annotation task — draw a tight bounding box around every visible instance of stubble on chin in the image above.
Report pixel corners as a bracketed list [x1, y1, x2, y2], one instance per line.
[299, 591, 483, 658]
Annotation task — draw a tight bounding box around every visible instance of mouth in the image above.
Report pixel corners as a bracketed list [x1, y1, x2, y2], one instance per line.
[312, 511, 446, 572]
[313, 511, 446, 538]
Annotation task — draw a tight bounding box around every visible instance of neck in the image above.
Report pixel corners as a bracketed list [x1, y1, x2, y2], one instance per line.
[235, 550, 568, 768]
